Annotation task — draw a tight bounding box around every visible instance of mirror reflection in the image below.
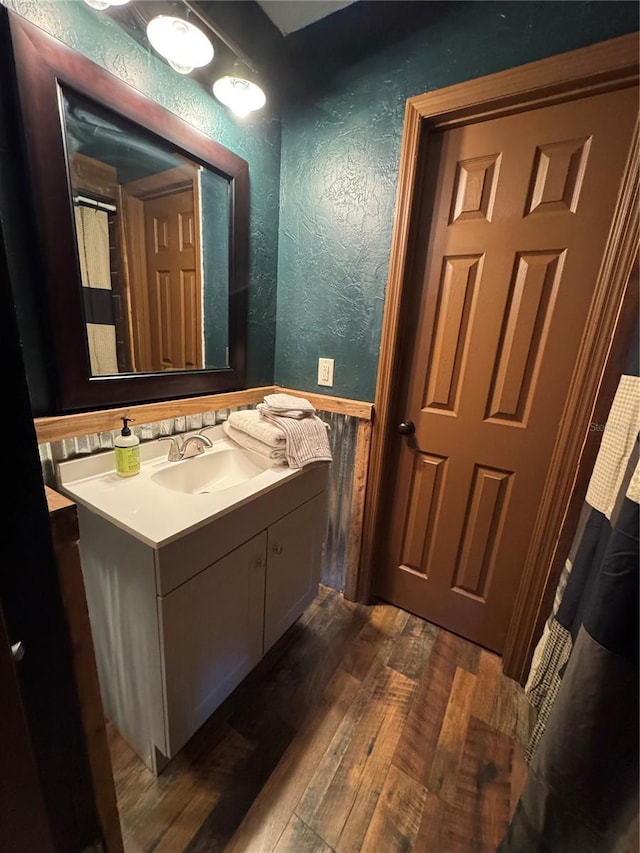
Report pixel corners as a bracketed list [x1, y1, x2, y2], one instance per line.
[62, 89, 230, 377]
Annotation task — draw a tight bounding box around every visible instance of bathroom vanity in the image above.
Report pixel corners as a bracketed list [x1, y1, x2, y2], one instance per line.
[58, 426, 328, 774]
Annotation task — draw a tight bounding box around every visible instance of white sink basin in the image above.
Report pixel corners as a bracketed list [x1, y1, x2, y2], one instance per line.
[56, 425, 301, 547]
[151, 447, 270, 495]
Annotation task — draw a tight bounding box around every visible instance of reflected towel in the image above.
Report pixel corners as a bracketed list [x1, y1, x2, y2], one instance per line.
[74, 206, 111, 289]
[86, 323, 118, 376]
[227, 409, 285, 447]
[222, 422, 287, 466]
[259, 409, 332, 469]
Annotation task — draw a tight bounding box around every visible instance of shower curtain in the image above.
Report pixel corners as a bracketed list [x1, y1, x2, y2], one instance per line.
[500, 332, 639, 852]
[75, 205, 118, 376]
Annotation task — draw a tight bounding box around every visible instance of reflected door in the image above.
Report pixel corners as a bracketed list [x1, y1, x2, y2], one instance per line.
[376, 85, 638, 653]
[144, 188, 203, 371]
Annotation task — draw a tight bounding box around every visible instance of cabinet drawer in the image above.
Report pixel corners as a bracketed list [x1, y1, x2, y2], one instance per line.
[156, 464, 328, 595]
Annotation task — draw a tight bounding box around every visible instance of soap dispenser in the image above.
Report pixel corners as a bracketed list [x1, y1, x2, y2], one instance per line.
[114, 416, 140, 478]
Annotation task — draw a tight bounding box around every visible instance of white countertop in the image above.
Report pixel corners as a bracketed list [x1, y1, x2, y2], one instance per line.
[57, 425, 303, 548]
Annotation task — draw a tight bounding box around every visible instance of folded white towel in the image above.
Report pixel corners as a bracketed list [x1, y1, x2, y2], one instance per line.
[222, 422, 287, 466]
[262, 393, 316, 418]
[259, 409, 332, 469]
[227, 409, 285, 447]
[257, 403, 309, 420]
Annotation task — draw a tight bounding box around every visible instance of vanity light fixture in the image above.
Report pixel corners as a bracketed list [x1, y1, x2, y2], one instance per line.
[146, 15, 214, 75]
[83, 0, 129, 10]
[213, 64, 266, 118]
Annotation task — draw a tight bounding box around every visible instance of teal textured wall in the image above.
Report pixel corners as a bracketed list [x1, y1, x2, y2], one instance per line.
[2, 0, 280, 404]
[275, 1, 639, 402]
[3, 1, 638, 409]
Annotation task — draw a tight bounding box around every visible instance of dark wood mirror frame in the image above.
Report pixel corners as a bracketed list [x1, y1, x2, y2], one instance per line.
[7, 10, 248, 412]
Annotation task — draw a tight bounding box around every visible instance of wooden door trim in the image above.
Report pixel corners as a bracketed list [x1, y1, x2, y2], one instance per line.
[359, 33, 639, 682]
[119, 189, 151, 370]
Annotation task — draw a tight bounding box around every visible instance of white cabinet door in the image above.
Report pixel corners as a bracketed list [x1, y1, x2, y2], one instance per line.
[159, 532, 266, 756]
[264, 493, 326, 653]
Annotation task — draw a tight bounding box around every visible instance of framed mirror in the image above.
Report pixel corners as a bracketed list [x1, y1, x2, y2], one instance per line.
[7, 11, 248, 412]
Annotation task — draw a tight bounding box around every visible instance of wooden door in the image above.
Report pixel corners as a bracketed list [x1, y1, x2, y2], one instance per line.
[144, 187, 203, 371]
[0, 220, 101, 849]
[0, 603, 56, 853]
[376, 85, 638, 653]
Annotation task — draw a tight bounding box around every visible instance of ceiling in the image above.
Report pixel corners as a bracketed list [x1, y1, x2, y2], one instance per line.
[106, 1, 455, 105]
[256, 1, 356, 36]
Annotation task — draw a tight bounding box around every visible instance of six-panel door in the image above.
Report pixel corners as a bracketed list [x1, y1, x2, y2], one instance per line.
[377, 85, 638, 652]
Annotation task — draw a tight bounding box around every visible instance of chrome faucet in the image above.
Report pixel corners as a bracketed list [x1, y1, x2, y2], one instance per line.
[158, 435, 184, 461]
[159, 430, 212, 461]
[181, 433, 213, 458]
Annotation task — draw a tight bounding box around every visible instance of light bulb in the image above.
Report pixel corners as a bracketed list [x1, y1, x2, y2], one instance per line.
[213, 76, 266, 117]
[83, 0, 129, 8]
[146, 16, 214, 74]
[168, 60, 194, 75]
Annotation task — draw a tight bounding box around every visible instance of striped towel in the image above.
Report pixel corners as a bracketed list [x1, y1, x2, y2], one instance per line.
[222, 422, 288, 466]
[262, 393, 316, 419]
[227, 409, 285, 447]
[259, 408, 332, 468]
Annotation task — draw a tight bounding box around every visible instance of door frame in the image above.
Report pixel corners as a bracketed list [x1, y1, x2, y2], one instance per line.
[359, 33, 639, 682]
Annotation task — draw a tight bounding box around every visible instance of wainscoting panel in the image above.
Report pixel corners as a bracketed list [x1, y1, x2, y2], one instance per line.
[318, 411, 358, 591]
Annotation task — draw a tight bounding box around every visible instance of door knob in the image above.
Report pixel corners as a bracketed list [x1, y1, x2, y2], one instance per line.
[398, 420, 415, 435]
[11, 641, 25, 662]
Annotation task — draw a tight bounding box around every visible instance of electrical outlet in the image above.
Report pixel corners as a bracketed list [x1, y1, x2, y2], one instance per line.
[318, 357, 334, 387]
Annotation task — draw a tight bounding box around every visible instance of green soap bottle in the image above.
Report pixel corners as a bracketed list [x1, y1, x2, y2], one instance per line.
[114, 416, 140, 478]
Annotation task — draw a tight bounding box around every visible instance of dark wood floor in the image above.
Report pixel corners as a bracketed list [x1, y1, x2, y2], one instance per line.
[108, 586, 534, 852]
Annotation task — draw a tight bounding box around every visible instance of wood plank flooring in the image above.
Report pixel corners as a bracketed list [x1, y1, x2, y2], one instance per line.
[108, 586, 534, 852]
